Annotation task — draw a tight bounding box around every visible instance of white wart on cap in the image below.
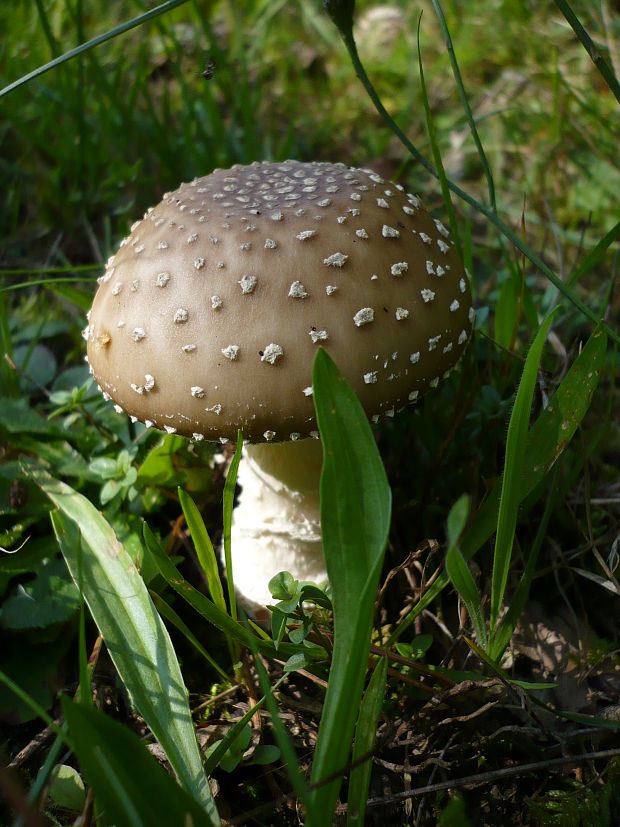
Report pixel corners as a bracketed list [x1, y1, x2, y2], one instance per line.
[86, 160, 474, 442]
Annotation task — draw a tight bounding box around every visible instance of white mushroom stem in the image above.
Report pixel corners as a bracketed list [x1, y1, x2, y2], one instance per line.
[228, 438, 326, 613]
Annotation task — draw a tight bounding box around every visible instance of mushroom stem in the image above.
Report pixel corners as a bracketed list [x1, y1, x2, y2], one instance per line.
[228, 438, 326, 613]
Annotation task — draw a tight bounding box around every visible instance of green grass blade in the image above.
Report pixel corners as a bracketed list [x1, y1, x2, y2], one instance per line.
[553, 0, 620, 104]
[430, 0, 496, 211]
[386, 322, 607, 648]
[347, 657, 387, 827]
[416, 16, 462, 259]
[178, 487, 226, 613]
[309, 349, 392, 824]
[143, 522, 320, 663]
[61, 697, 215, 827]
[444, 496, 487, 649]
[222, 431, 243, 623]
[25, 468, 217, 820]
[248, 639, 314, 819]
[446, 544, 487, 650]
[0, 0, 191, 98]
[203, 673, 286, 776]
[150, 591, 229, 683]
[490, 310, 557, 633]
[489, 466, 559, 660]
[568, 220, 620, 287]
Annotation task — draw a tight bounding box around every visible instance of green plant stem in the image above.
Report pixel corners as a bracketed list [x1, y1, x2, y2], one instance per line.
[336, 28, 619, 347]
[0, 0, 191, 98]
[430, 0, 496, 211]
[554, 0, 620, 104]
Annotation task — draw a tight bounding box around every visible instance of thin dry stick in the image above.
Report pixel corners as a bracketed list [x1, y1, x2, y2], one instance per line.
[334, 748, 620, 813]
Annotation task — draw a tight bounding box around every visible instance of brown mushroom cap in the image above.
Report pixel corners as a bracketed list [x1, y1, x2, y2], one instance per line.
[85, 160, 474, 442]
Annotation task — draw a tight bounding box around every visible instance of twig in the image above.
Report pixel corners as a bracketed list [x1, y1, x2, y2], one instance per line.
[334, 748, 620, 813]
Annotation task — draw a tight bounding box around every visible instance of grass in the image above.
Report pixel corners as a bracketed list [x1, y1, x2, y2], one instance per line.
[1, 1, 619, 824]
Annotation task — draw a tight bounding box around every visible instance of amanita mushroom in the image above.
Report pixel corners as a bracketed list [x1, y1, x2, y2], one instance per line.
[85, 160, 474, 611]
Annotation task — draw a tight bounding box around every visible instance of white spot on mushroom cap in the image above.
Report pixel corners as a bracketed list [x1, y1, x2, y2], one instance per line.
[193, 258, 206, 270]
[391, 262, 408, 276]
[297, 229, 317, 241]
[289, 281, 308, 298]
[182, 344, 196, 352]
[326, 285, 338, 295]
[156, 272, 170, 288]
[144, 374, 155, 392]
[421, 288, 435, 303]
[377, 198, 389, 208]
[438, 239, 450, 254]
[264, 238, 277, 249]
[261, 343, 284, 364]
[364, 371, 378, 384]
[469, 306, 476, 323]
[458, 330, 468, 345]
[211, 295, 223, 310]
[459, 278, 467, 293]
[395, 307, 409, 320]
[434, 219, 450, 238]
[191, 386, 205, 398]
[309, 329, 328, 344]
[356, 228, 369, 239]
[263, 430, 276, 441]
[408, 390, 419, 401]
[419, 232, 432, 245]
[239, 274, 257, 294]
[164, 425, 177, 434]
[221, 344, 240, 360]
[353, 307, 374, 327]
[382, 225, 400, 238]
[112, 282, 123, 295]
[324, 252, 348, 267]
[428, 335, 441, 351]
[450, 299, 460, 312]
[410, 351, 420, 364]
[132, 327, 146, 342]
[426, 261, 435, 275]
[303, 386, 313, 396]
[174, 308, 189, 323]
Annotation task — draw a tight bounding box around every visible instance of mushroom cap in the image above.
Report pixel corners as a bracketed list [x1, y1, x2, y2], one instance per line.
[86, 160, 474, 442]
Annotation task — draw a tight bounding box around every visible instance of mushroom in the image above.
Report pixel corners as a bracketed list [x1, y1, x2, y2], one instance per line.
[85, 160, 474, 612]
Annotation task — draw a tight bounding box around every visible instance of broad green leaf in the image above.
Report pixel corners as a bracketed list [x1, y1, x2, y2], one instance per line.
[309, 349, 391, 824]
[490, 309, 557, 632]
[1, 557, 79, 630]
[61, 697, 215, 827]
[178, 487, 226, 613]
[25, 467, 217, 822]
[137, 434, 187, 487]
[48, 764, 86, 812]
[347, 657, 387, 827]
